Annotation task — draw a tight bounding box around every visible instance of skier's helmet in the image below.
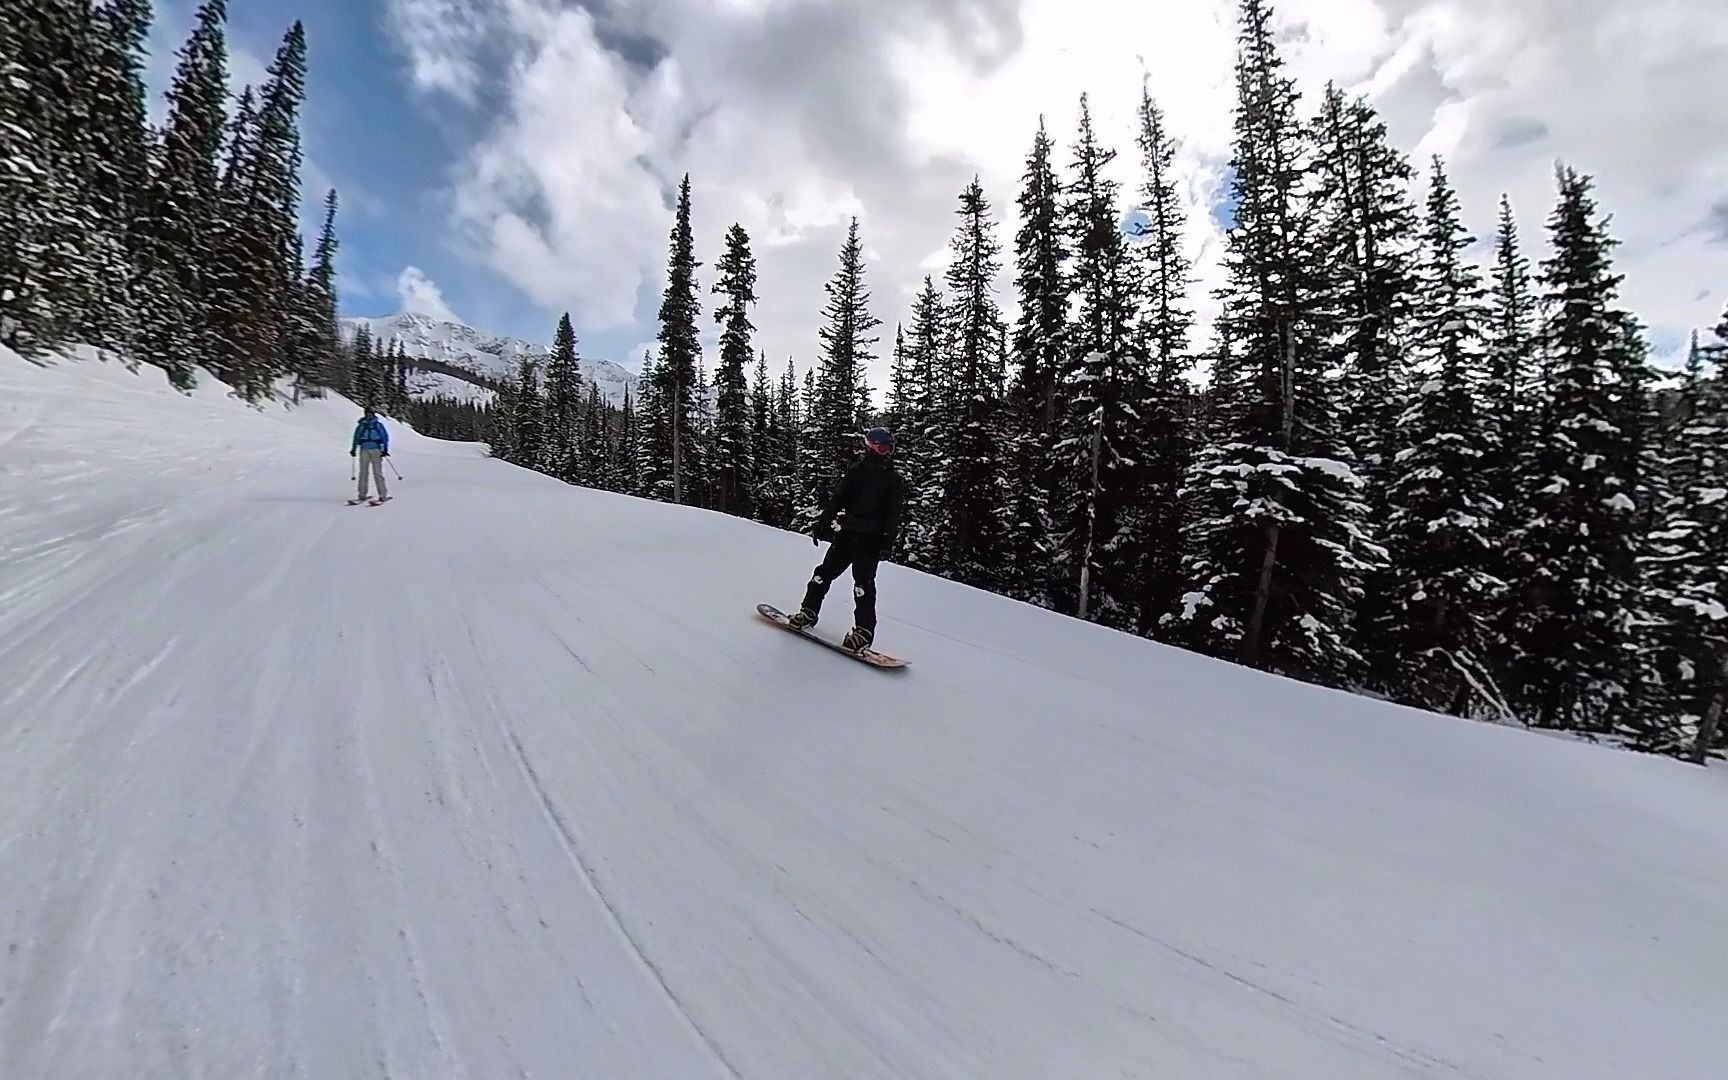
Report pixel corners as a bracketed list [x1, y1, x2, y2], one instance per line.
[863, 427, 894, 455]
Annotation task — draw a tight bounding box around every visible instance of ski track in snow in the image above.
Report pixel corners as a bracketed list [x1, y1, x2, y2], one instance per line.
[2, 352, 1727, 1079]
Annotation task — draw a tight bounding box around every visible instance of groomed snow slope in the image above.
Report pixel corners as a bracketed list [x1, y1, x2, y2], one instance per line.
[2, 350, 1725, 1080]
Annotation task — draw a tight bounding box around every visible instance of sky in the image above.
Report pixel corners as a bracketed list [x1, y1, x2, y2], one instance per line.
[153, 0, 1728, 384]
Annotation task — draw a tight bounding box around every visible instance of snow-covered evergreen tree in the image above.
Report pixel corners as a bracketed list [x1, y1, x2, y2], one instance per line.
[750, 351, 773, 521]
[1374, 158, 1507, 713]
[1308, 85, 1419, 511]
[636, 349, 670, 498]
[898, 277, 947, 567]
[615, 386, 638, 493]
[347, 325, 380, 409]
[754, 357, 800, 528]
[544, 313, 583, 481]
[1052, 93, 1148, 626]
[925, 178, 1010, 588]
[1171, 0, 1378, 687]
[1131, 84, 1197, 634]
[1483, 196, 1538, 602]
[581, 382, 609, 487]
[711, 223, 758, 518]
[801, 218, 879, 524]
[511, 353, 546, 472]
[284, 190, 341, 399]
[80, 0, 153, 354]
[1504, 166, 1647, 731]
[1004, 116, 1070, 605]
[647, 175, 702, 503]
[135, 0, 229, 388]
[1, 0, 113, 354]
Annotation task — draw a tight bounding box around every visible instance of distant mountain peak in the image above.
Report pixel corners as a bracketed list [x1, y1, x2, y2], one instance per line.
[339, 312, 638, 408]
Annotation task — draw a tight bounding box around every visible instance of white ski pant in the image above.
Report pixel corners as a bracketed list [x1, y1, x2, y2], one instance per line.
[357, 449, 388, 499]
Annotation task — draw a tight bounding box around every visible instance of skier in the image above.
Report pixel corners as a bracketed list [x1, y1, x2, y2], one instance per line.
[350, 407, 390, 503]
[787, 427, 905, 652]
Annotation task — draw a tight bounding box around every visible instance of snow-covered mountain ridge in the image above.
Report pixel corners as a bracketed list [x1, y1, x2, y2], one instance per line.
[341, 311, 638, 407]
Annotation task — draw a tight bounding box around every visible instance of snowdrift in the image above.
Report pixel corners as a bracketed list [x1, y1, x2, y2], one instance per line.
[2, 348, 1725, 1079]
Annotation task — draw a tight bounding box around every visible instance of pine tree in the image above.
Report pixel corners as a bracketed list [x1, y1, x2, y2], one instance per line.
[1132, 84, 1197, 634]
[797, 366, 824, 520]
[292, 190, 341, 396]
[1642, 306, 1728, 761]
[205, 21, 307, 402]
[1308, 85, 1419, 510]
[1484, 196, 1538, 592]
[615, 386, 638, 493]
[926, 178, 1010, 588]
[1171, 0, 1377, 686]
[1374, 158, 1507, 714]
[648, 174, 701, 503]
[757, 357, 801, 527]
[135, 0, 229, 388]
[711, 223, 758, 518]
[582, 382, 608, 486]
[393, 342, 410, 415]
[1010, 116, 1070, 434]
[511, 353, 545, 471]
[0, 0, 105, 354]
[544, 313, 583, 481]
[750, 351, 773, 521]
[692, 357, 716, 508]
[1052, 93, 1147, 626]
[1004, 116, 1071, 606]
[1504, 166, 1647, 731]
[0, 1, 49, 350]
[205, 84, 268, 393]
[898, 277, 947, 567]
[348, 325, 380, 409]
[636, 349, 669, 497]
[803, 217, 880, 523]
[82, 0, 153, 354]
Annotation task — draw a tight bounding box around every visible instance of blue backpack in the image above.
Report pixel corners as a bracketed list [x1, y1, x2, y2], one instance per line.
[355, 417, 387, 450]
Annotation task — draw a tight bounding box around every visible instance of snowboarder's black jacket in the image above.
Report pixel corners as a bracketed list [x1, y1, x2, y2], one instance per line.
[819, 453, 905, 547]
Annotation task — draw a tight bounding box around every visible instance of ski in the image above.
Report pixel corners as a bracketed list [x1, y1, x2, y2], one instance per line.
[755, 603, 907, 669]
[368, 497, 393, 507]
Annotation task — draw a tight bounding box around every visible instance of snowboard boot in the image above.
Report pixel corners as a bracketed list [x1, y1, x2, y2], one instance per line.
[787, 608, 819, 631]
[841, 626, 874, 653]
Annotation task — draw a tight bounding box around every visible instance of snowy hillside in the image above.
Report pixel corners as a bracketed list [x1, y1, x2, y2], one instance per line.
[3, 348, 1727, 1079]
[342, 311, 638, 406]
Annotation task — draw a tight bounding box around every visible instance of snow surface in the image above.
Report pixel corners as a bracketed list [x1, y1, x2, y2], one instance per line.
[3, 349, 1728, 1079]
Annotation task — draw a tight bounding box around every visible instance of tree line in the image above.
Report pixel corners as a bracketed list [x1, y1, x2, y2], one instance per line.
[8, 1, 1722, 762]
[3, 0, 350, 405]
[491, 0, 1727, 764]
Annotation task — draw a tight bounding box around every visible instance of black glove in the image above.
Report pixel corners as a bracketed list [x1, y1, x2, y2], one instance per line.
[349, 449, 356, 457]
[814, 519, 835, 544]
[382, 451, 390, 457]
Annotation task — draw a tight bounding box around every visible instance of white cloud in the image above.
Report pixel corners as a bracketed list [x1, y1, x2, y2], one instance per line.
[386, 0, 1728, 382]
[384, 0, 492, 102]
[397, 266, 462, 323]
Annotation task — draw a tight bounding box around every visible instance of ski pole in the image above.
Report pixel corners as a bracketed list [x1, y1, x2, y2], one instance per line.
[350, 455, 357, 482]
[387, 456, 403, 480]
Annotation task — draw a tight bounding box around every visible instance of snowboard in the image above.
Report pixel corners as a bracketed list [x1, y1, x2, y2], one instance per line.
[755, 603, 907, 669]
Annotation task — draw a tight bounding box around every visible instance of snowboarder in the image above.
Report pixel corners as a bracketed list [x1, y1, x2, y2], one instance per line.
[350, 408, 390, 503]
[787, 427, 905, 652]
